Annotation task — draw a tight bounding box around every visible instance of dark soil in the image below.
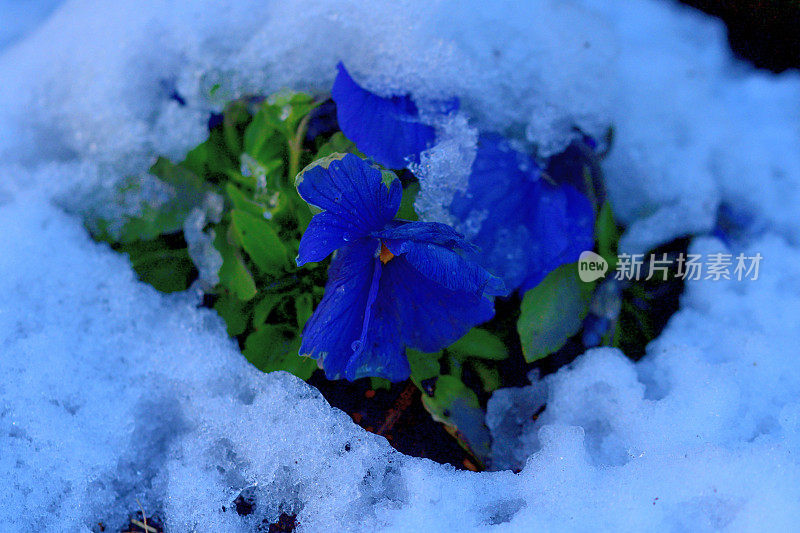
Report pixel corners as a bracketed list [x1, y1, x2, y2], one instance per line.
[261, 512, 298, 533]
[308, 373, 478, 470]
[220, 491, 298, 531]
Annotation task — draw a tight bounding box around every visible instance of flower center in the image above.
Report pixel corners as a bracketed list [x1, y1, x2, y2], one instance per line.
[379, 241, 395, 264]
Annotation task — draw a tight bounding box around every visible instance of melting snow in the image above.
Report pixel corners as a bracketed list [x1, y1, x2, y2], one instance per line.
[1, 0, 800, 530]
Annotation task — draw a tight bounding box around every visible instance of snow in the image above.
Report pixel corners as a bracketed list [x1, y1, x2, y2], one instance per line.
[184, 193, 225, 291]
[488, 236, 800, 529]
[580, 0, 800, 254]
[1, 0, 800, 531]
[0, 0, 62, 50]
[0, 191, 404, 530]
[411, 111, 478, 226]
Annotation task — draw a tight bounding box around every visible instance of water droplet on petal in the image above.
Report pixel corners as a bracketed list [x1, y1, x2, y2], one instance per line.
[351, 340, 363, 352]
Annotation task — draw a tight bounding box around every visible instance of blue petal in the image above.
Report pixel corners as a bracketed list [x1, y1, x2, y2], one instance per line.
[450, 134, 595, 293]
[518, 182, 594, 292]
[342, 294, 409, 381]
[297, 211, 360, 266]
[332, 62, 436, 169]
[546, 136, 605, 207]
[299, 238, 412, 382]
[397, 240, 506, 297]
[299, 239, 381, 379]
[341, 250, 498, 380]
[296, 154, 401, 266]
[375, 221, 505, 297]
[380, 256, 496, 353]
[305, 99, 338, 141]
[449, 134, 541, 290]
[373, 220, 477, 253]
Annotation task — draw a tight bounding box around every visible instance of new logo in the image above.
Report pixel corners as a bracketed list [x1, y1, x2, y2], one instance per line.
[578, 251, 608, 282]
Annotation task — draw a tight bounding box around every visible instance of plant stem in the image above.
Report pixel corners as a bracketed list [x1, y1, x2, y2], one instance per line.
[376, 381, 416, 437]
[288, 113, 312, 185]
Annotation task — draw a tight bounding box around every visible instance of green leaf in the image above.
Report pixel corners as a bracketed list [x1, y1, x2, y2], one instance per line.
[469, 360, 501, 393]
[243, 326, 317, 380]
[253, 292, 285, 326]
[370, 377, 392, 391]
[116, 204, 185, 244]
[237, 154, 284, 191]
[244, 105, 285, 165]
[115, 159, 208, 243]
[206, 130, 240, 176]
[247, 92, 317, 146]
[314, 132, 359, 159]
[213, 292, 250, 337]
[225, 169, 257, 189]
[420, 375, 491, 466]
[406, 349, 441, 385]
[421, 375, 479, 416]
[378, 168, 400, 190]
[182, 141, 210, 176]
[121, 239, 195, 293]
[275, 92, 318, 134]
[149, 157, 205, 190]
[294, 293, 314, 329]
[215, 229, 257, 301]
[396, 182, 420, 221]
[597, 200, 619, 268]
[222, 100, 251, 155]
[447, 328, 508, 361]
[230, 209, 290, 275]
[225, 183, 266, 218]
[517, 262, 593, 362]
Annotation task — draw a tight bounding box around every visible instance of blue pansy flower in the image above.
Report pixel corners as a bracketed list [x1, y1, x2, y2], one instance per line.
[545, 135, 605, 208]
[304, 99, 339, 142]
[296, 153, 505, 381]
[449, 134, 595, 293]
[332, 62, 453, 169]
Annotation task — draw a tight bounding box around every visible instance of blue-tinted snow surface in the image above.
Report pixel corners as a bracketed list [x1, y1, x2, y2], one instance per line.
[1, 0, 800, 530]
